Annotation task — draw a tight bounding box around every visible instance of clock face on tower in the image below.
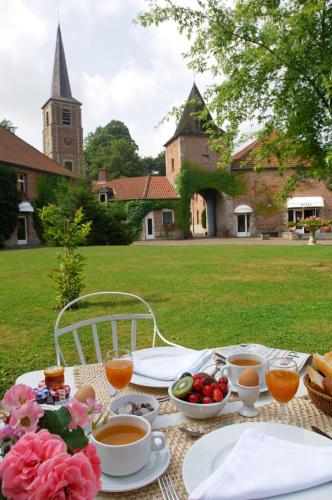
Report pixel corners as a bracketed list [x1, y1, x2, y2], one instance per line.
[64, 136, 72, 146]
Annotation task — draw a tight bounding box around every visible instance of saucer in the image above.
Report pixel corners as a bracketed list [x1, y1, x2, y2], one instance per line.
[100, 447, 171, 492]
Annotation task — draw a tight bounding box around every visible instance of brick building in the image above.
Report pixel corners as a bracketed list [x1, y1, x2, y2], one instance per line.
[0, 24, 78, 248]
[0, 126, 75, 247]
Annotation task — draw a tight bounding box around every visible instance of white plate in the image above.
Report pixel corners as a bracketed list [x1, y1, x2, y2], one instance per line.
[100, 447, 170, 492]
[131, 347, 215, 388]
[182, 422, 332, 499]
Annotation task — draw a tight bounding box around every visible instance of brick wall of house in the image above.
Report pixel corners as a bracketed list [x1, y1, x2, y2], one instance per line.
[165, 138, 181, 187]
[231, 169, 332, 236]
[140, 209, 181, 240]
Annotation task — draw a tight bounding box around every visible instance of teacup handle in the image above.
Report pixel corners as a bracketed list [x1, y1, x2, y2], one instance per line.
[222, 365, 230, 377]
[151, 431, 166, 452]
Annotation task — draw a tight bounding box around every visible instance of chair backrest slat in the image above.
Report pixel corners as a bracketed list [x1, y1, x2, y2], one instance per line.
[112, 321, 118, 351]
[91, 323, 103, 363]
[72, 330, 86, 364]
[54, 291, 182, 366]
[131, 319, 137, 351]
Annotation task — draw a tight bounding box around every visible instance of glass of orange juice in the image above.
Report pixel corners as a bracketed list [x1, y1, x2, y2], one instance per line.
[265, 358, 300, 423]
[104, 349, 133, 396]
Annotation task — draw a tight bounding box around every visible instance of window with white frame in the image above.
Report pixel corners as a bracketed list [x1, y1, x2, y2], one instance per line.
[99, 193, 107, 204]
[17, 173, 27, 193]
[162, 210, 173, 225]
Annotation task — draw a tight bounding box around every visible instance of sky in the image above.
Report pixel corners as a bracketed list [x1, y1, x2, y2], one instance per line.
[0, 0, 248, 158]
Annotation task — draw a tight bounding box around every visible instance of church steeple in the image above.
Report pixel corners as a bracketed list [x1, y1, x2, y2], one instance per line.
[42, 24, 84, 175]
[50, 24, 78, 102]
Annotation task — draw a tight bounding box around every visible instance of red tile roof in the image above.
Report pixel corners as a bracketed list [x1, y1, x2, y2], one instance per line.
[232, 137, 300, 169]
[0, 126, 76, 177]
[92, 176, 178, 200]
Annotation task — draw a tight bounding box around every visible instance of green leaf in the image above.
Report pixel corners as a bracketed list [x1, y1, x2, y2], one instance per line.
[61, 427, 89, 451]
[38, 406, 71, 435]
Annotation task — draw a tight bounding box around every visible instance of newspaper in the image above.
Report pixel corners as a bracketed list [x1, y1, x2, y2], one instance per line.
[214, 343, 311, 371]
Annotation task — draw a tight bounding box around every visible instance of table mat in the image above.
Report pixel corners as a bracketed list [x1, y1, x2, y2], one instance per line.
[97, 397, 332, 499]
[74, 363, 238, 417]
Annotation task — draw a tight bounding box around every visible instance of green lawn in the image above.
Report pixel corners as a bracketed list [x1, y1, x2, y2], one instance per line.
[0, 244, 331, 395]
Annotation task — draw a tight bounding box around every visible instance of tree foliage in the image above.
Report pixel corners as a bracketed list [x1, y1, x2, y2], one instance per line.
[84, 120, 146, 179]
[0, 119, 16, 134]
[39, 205, 92, 308]
[138, 0, 332, 187]
[140, 151, 166, 176]
[0, 165, 21, 248]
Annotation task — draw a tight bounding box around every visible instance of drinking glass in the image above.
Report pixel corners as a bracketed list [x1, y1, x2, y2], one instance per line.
[104, 349, 133, 396]
[265, 357, 300, 423]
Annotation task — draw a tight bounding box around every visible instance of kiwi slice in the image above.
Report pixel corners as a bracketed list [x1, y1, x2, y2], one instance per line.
[172, 376, 193, 399]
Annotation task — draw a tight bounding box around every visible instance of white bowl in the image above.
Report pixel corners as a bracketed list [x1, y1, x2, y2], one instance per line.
[109, 393, 159, 424]
[168, 381, 231, 419]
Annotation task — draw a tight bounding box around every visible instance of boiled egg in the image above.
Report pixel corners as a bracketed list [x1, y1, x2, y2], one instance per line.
[74, 385, 96, 404]
[238, 368, 259, 387]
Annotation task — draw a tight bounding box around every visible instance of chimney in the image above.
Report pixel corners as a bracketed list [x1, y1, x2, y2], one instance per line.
[98, 168, 108, 183]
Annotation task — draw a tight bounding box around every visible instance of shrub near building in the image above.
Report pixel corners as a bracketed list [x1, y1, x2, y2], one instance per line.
[0, 165, 21, 248]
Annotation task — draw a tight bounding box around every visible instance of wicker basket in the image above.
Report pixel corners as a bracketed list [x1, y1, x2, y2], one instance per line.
[303, 373, 332, 417]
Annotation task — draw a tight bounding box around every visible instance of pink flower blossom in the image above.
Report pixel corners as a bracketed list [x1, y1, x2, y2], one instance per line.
[28, 449, 100, 500]
[9, 401, 44, 433]
[81, 443, 101, 482]
[67, 399, 91, 429]
[0, 429, 66, 499]
[2, 384, 35, 412]
[86, 398, 103, 415]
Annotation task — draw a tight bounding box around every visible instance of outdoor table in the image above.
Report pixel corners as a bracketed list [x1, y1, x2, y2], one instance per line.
[14, 365, 328, 500]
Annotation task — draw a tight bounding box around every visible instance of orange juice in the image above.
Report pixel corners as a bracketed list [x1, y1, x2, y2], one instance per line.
[105, 359, 133, 389]
[265, 369, 299, 403]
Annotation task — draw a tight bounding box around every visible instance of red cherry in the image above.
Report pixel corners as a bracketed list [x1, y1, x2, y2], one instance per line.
[202, 396, 213, 404]
[212, 389, 223, 402]
[218, 376, 228, 385]
[219, 383, 228, 394]
[211, 382, 219, 390]
[188, 393, 199, 404]
[193, 379, 203, 393]
[202, 384, 213, 396]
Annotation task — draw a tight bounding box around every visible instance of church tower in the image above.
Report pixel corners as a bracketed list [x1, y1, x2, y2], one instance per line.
[42, 24, 84, 175]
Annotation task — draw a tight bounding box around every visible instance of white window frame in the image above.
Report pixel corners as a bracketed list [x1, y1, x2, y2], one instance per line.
[162, 209, 174, 225]
[18, 173, 27, 193]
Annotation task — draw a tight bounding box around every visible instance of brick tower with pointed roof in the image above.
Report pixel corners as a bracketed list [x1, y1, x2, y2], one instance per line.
[164, 83, 221, 188]
[42, 24, 84, 175]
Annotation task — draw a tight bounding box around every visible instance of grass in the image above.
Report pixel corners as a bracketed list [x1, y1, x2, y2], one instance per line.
[0, 244, 331, 395]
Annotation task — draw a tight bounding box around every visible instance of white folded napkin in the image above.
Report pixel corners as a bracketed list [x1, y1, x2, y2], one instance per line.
[133, 348, 212, 381]
[189, 429, 332, 500]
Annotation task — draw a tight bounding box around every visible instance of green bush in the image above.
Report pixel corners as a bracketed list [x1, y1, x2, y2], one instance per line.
[0, 165, 21, 248]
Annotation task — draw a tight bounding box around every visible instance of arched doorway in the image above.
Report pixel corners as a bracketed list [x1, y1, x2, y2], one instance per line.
[234, 204, 253, 237]
[190, 189, 219, 237]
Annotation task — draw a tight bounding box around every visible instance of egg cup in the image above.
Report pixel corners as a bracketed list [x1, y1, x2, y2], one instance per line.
[237, 383, 260, 417]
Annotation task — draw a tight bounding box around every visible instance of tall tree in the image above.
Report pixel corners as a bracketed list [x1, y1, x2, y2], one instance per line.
[138, 1, 332, 189]
[0, 119, 17, 134]
[0, 165, 21, 248]
[140, 151, 166, 176]
[84, 120, 146, 179]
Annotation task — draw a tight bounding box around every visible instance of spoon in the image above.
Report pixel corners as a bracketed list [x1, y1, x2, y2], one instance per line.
[180, 422, 228, 438]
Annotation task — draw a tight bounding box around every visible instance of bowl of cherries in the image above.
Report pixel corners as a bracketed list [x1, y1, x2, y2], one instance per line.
[168, 371, 230, 419]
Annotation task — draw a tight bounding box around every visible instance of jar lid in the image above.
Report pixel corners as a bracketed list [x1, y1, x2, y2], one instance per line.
[44, 365, 64, 377]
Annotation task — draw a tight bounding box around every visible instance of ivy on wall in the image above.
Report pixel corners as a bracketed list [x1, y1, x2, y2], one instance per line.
[121, 199, 180, 238]
[176, 160, 246, 237]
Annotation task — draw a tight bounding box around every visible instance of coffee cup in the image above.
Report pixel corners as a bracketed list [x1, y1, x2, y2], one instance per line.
[222, 353, 267, 387]
[91, 414, 166, 476]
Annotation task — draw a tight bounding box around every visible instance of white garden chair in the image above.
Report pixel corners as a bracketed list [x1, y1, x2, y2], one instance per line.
[54, 291, 181, 366]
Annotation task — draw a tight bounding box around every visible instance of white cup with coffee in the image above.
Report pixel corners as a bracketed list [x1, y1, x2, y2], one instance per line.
[91, 414, 166, 476]
[222, 353, 267, 387]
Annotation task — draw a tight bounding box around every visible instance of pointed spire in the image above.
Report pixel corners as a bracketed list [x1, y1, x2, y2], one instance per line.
[174, 83, 213, 137]
[50, 24, 80, 103]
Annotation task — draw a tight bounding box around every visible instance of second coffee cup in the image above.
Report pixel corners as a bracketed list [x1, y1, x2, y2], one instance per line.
[222, 352, 267, 387]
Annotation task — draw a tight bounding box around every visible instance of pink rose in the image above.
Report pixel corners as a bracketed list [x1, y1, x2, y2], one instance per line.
[0, 429, 66, 499]
[28, 450, 100, 499]
[2, 384, 35, 412]
[67, 399, 91, 429]
[81, 443, 101, 486]
[9, 401, 44, 433]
